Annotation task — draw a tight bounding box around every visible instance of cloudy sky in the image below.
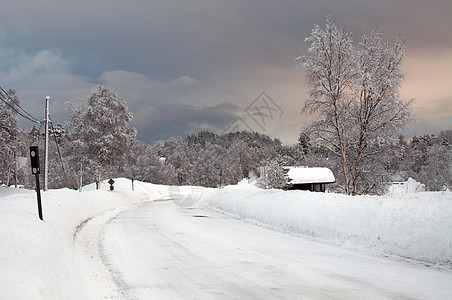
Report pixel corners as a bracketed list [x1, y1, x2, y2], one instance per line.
[1, 0, 451, 144]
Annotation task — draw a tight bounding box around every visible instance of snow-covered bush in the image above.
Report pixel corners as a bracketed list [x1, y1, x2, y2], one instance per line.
[257, 160, 287, 189]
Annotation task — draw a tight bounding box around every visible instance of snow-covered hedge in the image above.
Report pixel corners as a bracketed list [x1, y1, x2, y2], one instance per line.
[206, 184, 452, 266]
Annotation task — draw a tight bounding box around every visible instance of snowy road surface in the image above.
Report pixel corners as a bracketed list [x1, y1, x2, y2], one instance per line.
[101, 198, 452, 300]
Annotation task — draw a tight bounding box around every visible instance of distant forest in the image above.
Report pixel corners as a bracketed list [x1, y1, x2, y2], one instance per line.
[2, 86, 451, 195]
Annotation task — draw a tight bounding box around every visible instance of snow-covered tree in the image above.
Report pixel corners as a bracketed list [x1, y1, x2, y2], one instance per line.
[404, 133, 452, 191]
[68, 85, 136, 188]
[164, 137, 196, 185]
[350, 30, 412, 194]
[439, 130, 452, 146]
[300, 15, 413, 195]
[228, 139, 254, 179]
[150, 161, 178, 185]
[28, 125, 41, 144]
[418, 143, 452, 191]
[0, 89, 20, 186]
[257, 160, 287, 189]
[300, 14, 355, 194]
[122, 140, 154, 182]
[191, 142, 224, 188]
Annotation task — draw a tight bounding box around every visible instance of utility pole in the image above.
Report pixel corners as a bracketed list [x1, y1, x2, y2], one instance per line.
[44, 96, 50, 191]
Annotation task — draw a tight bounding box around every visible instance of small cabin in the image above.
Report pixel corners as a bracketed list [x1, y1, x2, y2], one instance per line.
[285, 167, 335, 192]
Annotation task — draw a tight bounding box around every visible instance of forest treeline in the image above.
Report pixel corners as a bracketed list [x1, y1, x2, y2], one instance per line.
[1, 86, 451, 194]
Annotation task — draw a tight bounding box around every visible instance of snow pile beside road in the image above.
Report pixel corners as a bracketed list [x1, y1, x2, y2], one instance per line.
[206, 185, 452, 266]
[0, 179, 163, 300]
[2, 178, 451, 299]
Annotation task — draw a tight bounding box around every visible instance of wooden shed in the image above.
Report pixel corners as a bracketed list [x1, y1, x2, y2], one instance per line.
[285, 167, 335, 192]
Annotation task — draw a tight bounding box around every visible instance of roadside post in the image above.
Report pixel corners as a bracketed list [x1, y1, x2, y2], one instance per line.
[108, 178, 115, 191]
[30, 146, 43, 221]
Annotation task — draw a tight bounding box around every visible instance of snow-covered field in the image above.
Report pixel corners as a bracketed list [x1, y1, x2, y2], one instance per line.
[0, 178, 451, 299]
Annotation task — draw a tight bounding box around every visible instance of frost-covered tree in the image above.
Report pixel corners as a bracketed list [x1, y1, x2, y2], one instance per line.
[116, 130, 305, 189]
[404, 133, 452, 191]
[300, 14, 355, 194]
[28, 125, 41, 144]
[439, 130, 452, 145]
[164, 137, 196, 185]
[257, 160, 287, 189]
[417, 143, 452, 191]
[350, 30, 412, 194]
[300, 15, 413, 195]
[150, 161, 178, 185]
[0, 89, 20, 186]
[191, 143, 224, 188]
[122, 140, 154, 182]
[228, 140, 255, 179]
[68, 85, 136, 188]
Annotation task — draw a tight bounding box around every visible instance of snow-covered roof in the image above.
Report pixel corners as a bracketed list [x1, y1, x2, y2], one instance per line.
[285, 167, 335, 184]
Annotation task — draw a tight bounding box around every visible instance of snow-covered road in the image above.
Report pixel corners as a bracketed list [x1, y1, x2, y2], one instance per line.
[101, 197, 452, 300]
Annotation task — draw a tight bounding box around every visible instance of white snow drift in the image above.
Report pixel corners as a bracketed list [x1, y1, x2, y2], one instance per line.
[0, 178, 451, 299]
[205, 180, 452, 266]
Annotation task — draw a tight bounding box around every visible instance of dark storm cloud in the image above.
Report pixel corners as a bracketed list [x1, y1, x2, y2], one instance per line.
[0, 0, 322, 79]
[1, 0, 451, 143]
[134, 102, 239, 144]
[2, 0, 451, 78]
[96, 70, 242, 143]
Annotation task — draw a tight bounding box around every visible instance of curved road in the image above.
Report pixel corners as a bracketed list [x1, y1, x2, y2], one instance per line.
[101, 198, 452, 299]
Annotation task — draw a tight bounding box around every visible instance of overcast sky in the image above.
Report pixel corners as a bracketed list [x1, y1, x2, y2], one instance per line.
[1, 0, 451, 144]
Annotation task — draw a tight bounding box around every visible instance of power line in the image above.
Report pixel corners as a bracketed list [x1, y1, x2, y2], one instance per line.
[0, 94, 40, 123]
[0, 86, 41, 122]
[0, 86, 41, 124]
[1, 87, 73, 188]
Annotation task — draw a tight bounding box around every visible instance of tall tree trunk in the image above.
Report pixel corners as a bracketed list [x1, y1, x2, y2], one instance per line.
[333, 102, 349, 195]
[352, 93, 370, 195]
[14, 153, 18, 188]
[6, 151, 12, 187]
[352, 130, 365, 195]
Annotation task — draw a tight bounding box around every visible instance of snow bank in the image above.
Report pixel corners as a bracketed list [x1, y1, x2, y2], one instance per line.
[0, 179, 164, 300]
[2, 178, 451, 299]
[205, 185, 452, 267]
[388, 177, 426, 196]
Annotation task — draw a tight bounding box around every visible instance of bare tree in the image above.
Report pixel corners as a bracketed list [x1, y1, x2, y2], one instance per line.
[300, 15, 356, 194]
[300, 15, 413, 195]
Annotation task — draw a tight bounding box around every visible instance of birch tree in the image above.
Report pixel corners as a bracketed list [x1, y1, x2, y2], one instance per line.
[300, 15, 356, 194]
[300, 15, 412, 195]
